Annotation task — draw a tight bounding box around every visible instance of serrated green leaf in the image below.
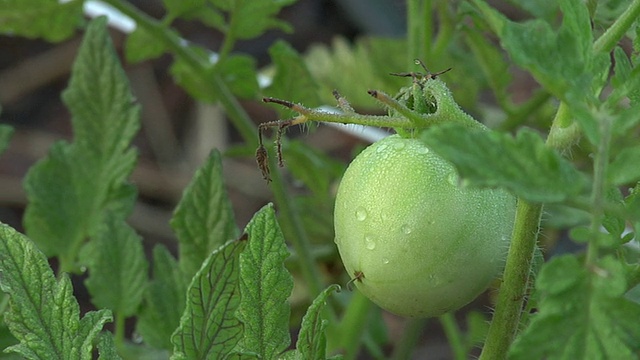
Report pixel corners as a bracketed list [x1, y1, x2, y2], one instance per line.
[210, 0, 295, 39]
[172, 150, 238, 279]
[0, 0, 83, 42]
[80, 213, 148, 317]
[421, 124, 586, 203]
[136, 245, 187, 351]
[609, 145, 640, 186]
[96, 332, 122, 360]
[236, 204, 294, 359]
[296, 284, 341, 360]
[264, 40, 321, 117]
[171, 238, 245, 360]
[510, 255, 640, 359]
[125, 26, 169, 63]
[493, 0, 609, 106]
[23, 17, 140, 263]
[0, 223, 112, 360]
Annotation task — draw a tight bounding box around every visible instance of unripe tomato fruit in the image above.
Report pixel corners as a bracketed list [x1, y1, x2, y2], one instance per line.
[334, 135, 515, 318]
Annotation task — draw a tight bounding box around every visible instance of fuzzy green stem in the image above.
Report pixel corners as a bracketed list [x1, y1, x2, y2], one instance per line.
[546, 102, 581, 152]
[440, 313, 466, 360]
[593, 0, 640, 53]
[479, 199, 543, 360]
[586, 113, 612, 266]
[114, 312, 126, 350]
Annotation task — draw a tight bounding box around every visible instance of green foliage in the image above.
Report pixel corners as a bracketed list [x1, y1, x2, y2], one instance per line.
[293, 284, 342, 360]
[510, 256, 640, 359]
[23, 17, 140, 268]
[136, 246, 188, 351]
[264, 41, 321, 117]
[80, 214, 148, 317]
[236, 204, 294, 359]
[421, 124, 586, 203]
[124, 26, 171, 63]
[172, 150, 239, 279]
[0, 224, 114, 359]
[171, 238, 245, 359]
[0, 0, 83, 42]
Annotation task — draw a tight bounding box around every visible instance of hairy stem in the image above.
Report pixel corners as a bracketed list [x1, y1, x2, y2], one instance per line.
[593, 0, 640, 53]
[479, 199, 542, 360]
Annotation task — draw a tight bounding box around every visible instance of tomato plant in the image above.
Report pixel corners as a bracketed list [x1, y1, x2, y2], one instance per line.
[1, 0, 640, 359]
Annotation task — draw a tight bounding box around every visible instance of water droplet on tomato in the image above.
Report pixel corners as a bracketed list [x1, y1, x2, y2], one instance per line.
[393, 141, 405, 150]
[382, 258, 390, 264]
[365, 236, 376, 250]
[417, 146, 430, 154]
[355, 207, 368, 221]
[447, 172, 458, 186]
[401, 224, 412, 234]
[376, 144, 388, 153]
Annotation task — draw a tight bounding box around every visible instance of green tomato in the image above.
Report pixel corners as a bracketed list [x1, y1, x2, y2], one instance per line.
[334, 135, 515, 318]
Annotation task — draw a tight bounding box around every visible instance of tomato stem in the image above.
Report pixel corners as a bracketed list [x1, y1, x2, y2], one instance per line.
[479, 199, 542, 360]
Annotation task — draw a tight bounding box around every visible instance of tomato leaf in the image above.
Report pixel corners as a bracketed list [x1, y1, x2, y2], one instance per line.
[136, 245, 188, 351]
[295, 284, 341, 360]
[172, 150, 239, 279]
[80, 213, 148, 317]
[96, 332, 122, 360]
[0, 0, 83, 42]
[209, 0, 295, 39]
[0, 223, 112, 359]
[509, 255, 640, 359]
[236, 204, 294, 358]
[23, 17, 140, 260]
[608, 145, 640, 186]
[421, 124, 586, 203]
[125, 26, 171, 63]
[171, 238, 245, 359]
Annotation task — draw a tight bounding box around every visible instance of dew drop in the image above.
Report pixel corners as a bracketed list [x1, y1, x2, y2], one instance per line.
[382, 258, 390, 265]
[393, 141, 406, 150]
[365, 236, 376, 250]
[355, 207, 368, 221]
[401, 224, 412, 234]
[447, 172, 458, 186]
[428, 274, 440, 285]
[417, 146, 430, 154]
